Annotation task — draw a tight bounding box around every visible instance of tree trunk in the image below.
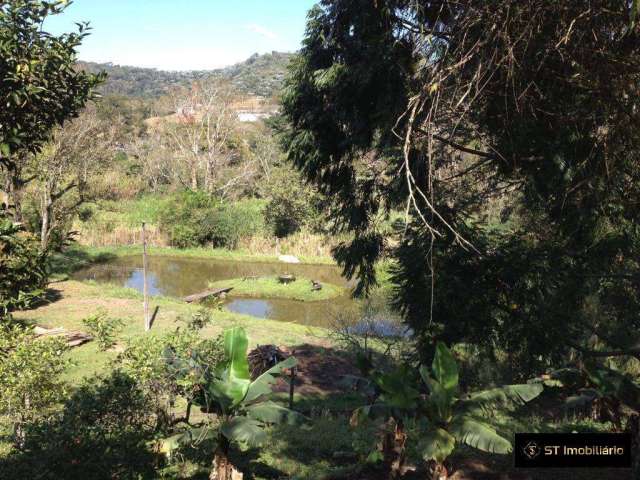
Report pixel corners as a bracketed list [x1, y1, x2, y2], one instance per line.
[13, 420, 26, 450]
[191, 163, 198, 190]
[209, 436, 243, 480]
[3, 164, 23, 222]
[430, 462, 449, 480]
[205, 158, 212, 193]
[381, 418, 407, 479]
[40, 188, 52, 251]
[14, 394, 30, 450]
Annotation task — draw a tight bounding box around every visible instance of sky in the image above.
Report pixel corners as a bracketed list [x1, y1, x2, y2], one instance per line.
[44, 0, 318, 71]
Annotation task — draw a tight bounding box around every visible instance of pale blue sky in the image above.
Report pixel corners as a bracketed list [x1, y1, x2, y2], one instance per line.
[45, 0, 317, 71]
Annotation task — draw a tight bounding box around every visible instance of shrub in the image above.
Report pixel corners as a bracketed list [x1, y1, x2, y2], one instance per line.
[203, 200, 265, 249]
[0, 213, 47, 314]
[116, 328, 226, 425]
[77, 204, 95, 222]
[159, 191, 264, 248]
[263, 169, 320, 238]
[0, 324, 70, 448]
[9, 371, 158, 480]
[176, 307, 215, 331]
[82, 310, 125, 351]
[264, 194, 315, 238]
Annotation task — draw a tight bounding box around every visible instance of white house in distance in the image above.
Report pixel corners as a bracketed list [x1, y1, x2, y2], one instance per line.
[144, 94, 278, 129]
[231, 96, 278, 123]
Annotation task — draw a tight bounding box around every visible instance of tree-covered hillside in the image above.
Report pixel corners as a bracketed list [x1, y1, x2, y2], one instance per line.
[79, 51, 294, 99]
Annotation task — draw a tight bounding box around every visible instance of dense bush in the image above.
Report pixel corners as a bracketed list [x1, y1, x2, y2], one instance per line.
[0, 213, 47, 314]
[116, 328, 226, 414]
[0, 324, 70, 448]
[263, 168, 321, 238]
[2, 371, 158, 480]
[159, 191, 264, 248]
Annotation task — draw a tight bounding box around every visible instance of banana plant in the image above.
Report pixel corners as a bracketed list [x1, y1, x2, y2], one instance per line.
[160, 326, 303, 480]
[353, 342, 543, 479]
[532, 362, 640, 430]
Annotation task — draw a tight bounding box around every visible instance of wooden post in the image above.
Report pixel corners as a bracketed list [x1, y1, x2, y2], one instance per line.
[142, 222, 150, 331]
[289, 367, 296, 410]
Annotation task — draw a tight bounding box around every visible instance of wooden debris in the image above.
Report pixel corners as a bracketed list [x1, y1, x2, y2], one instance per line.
[183, 287, 233, 303]
[33, 326, 93, 348]
[248, 344, 288, 379]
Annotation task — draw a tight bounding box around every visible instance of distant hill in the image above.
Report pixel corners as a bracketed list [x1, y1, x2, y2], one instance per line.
[79, 51, 294, 99]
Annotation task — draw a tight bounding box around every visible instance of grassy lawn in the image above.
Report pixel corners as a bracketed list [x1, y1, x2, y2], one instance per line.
[13, 280, 330, 384]
[209, 276, 345, 302]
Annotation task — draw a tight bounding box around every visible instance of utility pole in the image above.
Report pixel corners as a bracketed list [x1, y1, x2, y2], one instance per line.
[142, 222, 150, 331]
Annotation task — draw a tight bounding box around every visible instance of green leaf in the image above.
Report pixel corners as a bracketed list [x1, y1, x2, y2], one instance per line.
[416, 427, 455, 463]
[372, 365, 420, 410]
[459, 383, 543, 414]
[221, 416, 267, 447]
[0, 143, 9, 157]
[449, 417, 512, 454]
[245, 355, 296, 404]
[423, 375, 452, 423]
[224, 327, 250, 382]
[564, 390, 598, 410]
[246, 401, 306, 425]
[156, 427, 217, 457]
[208, 376, 251, 412]
[431, 342, 459, 396]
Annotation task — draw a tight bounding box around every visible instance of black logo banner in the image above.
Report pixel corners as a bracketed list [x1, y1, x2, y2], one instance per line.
[514, 433, 632, 468]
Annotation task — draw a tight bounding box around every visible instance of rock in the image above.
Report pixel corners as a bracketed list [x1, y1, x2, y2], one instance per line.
[278, 254, 301, 264]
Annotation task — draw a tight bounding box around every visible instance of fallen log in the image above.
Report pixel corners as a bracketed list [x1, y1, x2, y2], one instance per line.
[183, 287, 233, 303]
[34, 326, 93, 348]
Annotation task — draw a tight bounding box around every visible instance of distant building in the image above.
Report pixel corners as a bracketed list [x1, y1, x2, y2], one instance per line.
[232, 96, 278, 122]
[236, 111, 274, 122]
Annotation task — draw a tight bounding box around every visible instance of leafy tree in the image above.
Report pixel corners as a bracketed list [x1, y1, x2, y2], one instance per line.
[160, 326, 303, 480]
[282, 0, 640, 370]
[0, 212, 46, 315]
[263, 168, 320, 238]
[352, 342, 542, 479]
[24, 105, 118, 250]
[0, 0, 104, 220]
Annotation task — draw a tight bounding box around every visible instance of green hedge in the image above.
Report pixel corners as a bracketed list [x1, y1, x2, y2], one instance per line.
[159, 191, 265, 249]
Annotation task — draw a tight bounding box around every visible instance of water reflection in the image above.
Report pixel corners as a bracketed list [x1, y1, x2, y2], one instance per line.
[74, 255, 353, 327]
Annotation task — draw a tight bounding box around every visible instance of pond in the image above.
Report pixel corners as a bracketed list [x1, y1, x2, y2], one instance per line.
[73, 255, 356, 328]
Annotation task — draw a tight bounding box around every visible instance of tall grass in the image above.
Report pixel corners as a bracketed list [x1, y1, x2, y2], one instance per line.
[75, 223, 168, 247]
[73, 195, 343, 258]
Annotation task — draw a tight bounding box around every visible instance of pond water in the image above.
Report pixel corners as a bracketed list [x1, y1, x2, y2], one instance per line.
[73, 255, 356, 328]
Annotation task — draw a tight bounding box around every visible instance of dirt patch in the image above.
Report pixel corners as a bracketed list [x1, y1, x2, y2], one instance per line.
[270, 344, 360, 396]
